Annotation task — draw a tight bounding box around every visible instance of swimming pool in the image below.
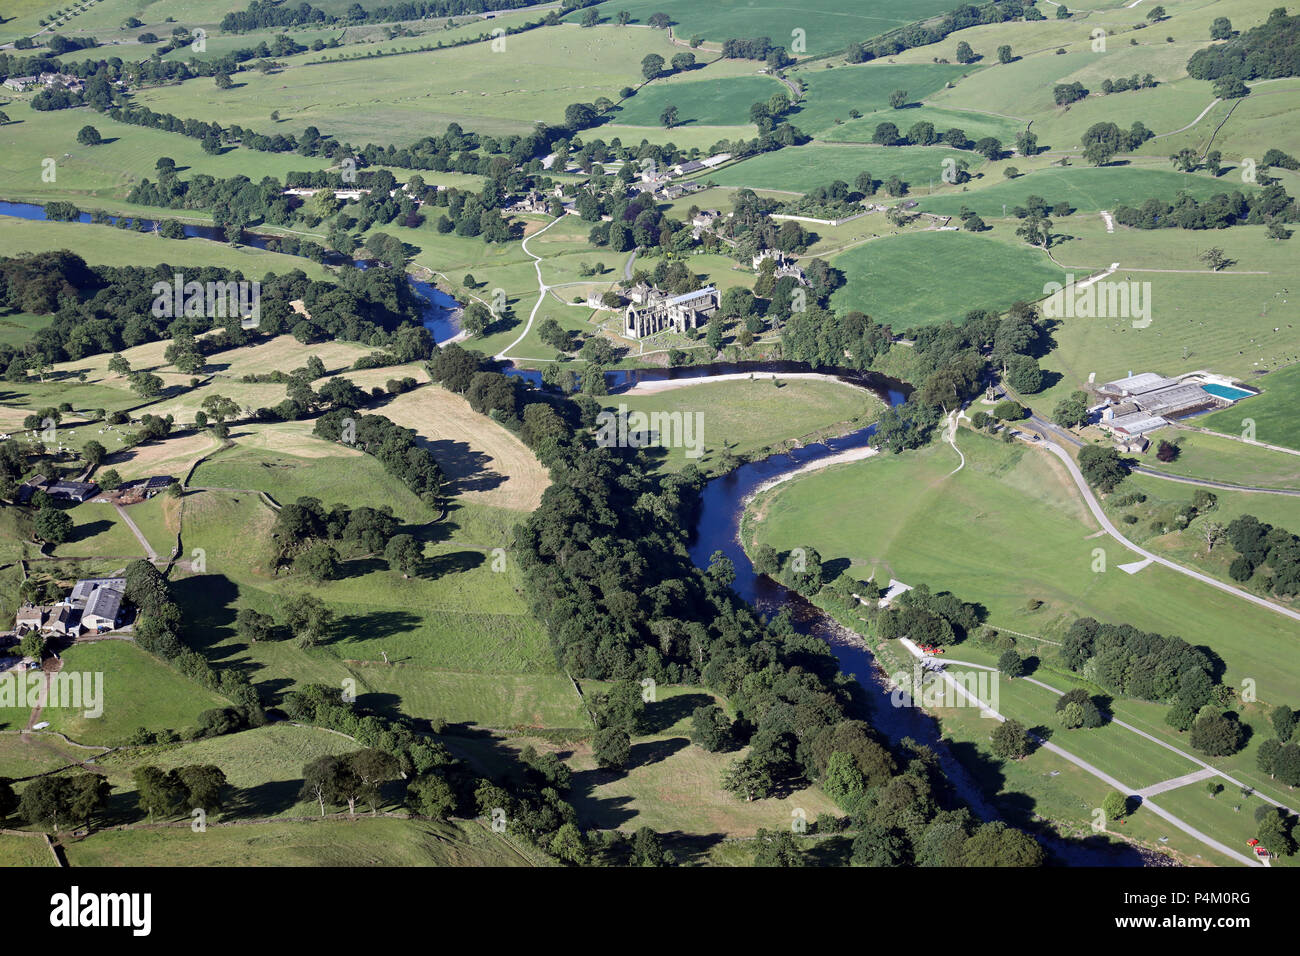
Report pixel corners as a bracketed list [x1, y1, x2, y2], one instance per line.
[1201, 383, 1255, 401]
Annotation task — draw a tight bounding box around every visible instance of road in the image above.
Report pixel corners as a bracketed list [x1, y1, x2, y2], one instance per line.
[114, 504, 156, 561]
[1025, 426, 1300, 625]
[1031, 412, 1300, 495]
[493, 216, 564, 361]
[900, 640, 1263, 866]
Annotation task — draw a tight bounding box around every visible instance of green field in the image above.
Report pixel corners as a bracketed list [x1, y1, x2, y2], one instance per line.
[611, 74, 782, 128]
[92, 723, 362, 817]
[575, 0, 960, 56]
[792, 61, 979, 136]
[828, 230, 1065, 330]
[128, 23, 683, 142]
[1027, 222, 1300, 416]
[744, 430, 1300, 703]
[61, 816, 534, 866]
[704, 142, 978, 193]
[1198, 364, 1300, 453]
[0, 99, 332, 209]
[917, 166, 1257, 218]
[601, 377, 881, 473]
[0, 834, 58, 867]
[0, 216, 333, 281]
[820, 104, 1021, 147]
[36, 639, 228, 746]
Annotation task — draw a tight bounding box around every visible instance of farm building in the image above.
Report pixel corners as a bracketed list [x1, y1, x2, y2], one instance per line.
[1095, 371, 1251, 440]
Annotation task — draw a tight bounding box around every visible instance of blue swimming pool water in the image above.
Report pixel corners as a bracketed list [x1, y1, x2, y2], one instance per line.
[1202, 383, 1255, 401]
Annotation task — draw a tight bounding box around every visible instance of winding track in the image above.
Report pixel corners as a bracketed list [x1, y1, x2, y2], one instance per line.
[1026, 429, 1300, 625]
[494, 216, 564, 361]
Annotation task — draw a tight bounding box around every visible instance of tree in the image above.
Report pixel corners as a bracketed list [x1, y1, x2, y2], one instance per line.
[107, 352, 131, 376]
[659, 105, 679, 128]
[888, 89, 908, 109]
[76, 125, 102, 146]
[1190, 712, 1246, 756]
[82, 440, 106, 466]
[34, 508, 73, 545]
[955, 40, 977, 64]
[671, 52, 696, 73]
[1052, 390, 1090, 429]
[1257, 809, 1298, 857]
[293, 542, 339, 582]
[1083, 139, 1116, 167]
[1271, 705, 1297, 742]
[98, 468, 122, 490]
[991, 719, 1032, 759]
[234, 607, 275, 643]
[282, 593, 333, 648]
[384, 534, 423, 577]
[1004, 354, 1043, 394]
[1102, 790, 1128, 823]
[133, 766, 189, 820]
[1201, 247, 1232, 271]
[1156, 439, 1179, 462]
[1210, 17, 1232, 40]
[1015, 215, 1051, 248]
[1170, 148, 1199, 172]
[407, 773, 456, 819]
[641, 53, 665, 81]
[1200, 520, 1225, 552]
[1146, 5, 1166, 22]
[1078, 445, 1129, 493]
[690, 704, 731, 752]
[998, 650, 1025, 678]
[129, 371, 164, 398]
[722, 754, 773, 801]
[593, 727, 631, 770]
[997, 44, 1013, 64]
[754, 828, 806, 866]
[851, 822, 907, 866]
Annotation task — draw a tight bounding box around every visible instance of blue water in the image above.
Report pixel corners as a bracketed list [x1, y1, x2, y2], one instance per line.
[0, 200, 462, 343]
[1201, 383, 1255, 402]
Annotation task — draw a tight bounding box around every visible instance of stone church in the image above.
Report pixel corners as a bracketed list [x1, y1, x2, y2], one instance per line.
[624, 284, 719, 339]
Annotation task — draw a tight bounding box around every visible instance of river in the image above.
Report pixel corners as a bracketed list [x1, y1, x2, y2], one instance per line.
[1, 200, 1155, 864]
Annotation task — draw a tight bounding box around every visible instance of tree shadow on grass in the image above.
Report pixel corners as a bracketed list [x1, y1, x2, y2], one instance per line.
[328, 609, 424, 649]
[421, 438, 506, 494]
[425, 549, 484, 577]
[66, 519, 114, 543]
[643, 692, 713, 733]
[626, 735, 688, 770]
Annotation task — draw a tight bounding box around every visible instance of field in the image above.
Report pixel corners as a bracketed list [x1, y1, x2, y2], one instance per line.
[703, 142, 979, 193]
[61, 816, 534, 866]
[0, 99, 332, 210]
[610, 74, 781, 129]
[744, 430, 1300, 703]
[36, 639, 228, 746]
[380, 384, 551, 511]
[128, 24, 684, 142]
[1026, 221, 1300, 416]
[602, 377, 881, 474]
[1198, 364, 1300, 453]
[791, 61, 981, 137]
[917, 166, 1258, 218]
[0, 216, 333, 281]
[828, 230, 1065, 330]
[573, 0, 960, 56]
